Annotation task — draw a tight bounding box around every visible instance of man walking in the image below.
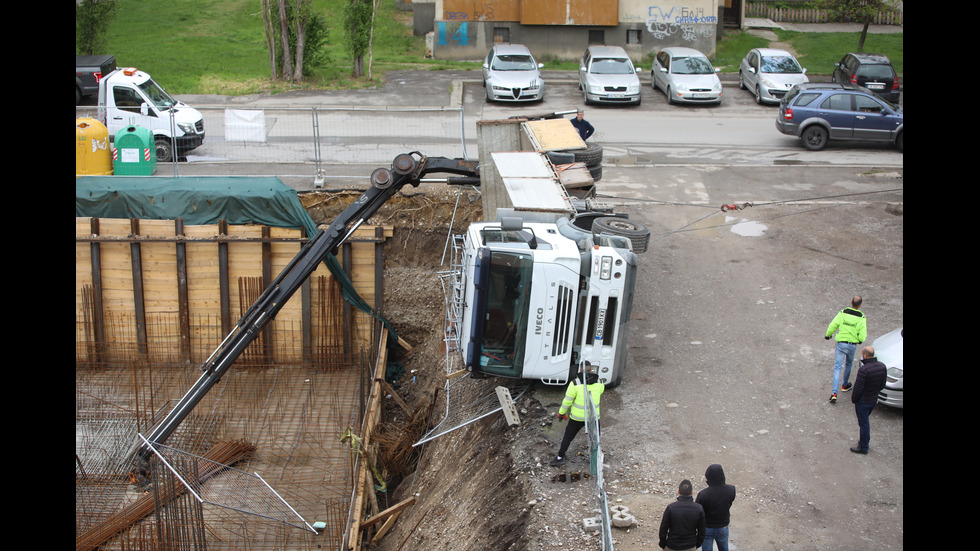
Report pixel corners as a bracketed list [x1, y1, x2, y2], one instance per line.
[851, 346, 888, 454]
[695, 464, 736, 551]
[550, 362, 603, 466]
[659, 479, 705, 551]
[824, 296, 867, 403]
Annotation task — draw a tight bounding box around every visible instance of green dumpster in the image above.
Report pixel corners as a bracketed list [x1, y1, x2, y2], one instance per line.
[113, 125, 157, 176]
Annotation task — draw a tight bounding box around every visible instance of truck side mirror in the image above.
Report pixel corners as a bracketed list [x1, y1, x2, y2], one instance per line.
[140, 103, 149, 116]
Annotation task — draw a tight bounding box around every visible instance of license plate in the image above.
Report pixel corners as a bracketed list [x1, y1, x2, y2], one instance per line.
[693, 93, 710, 99]
[607, 93, 624, 98]
[867, 83, 884, 89]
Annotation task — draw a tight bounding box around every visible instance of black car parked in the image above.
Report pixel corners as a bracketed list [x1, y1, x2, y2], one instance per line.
[832, 53, 901, 104]
[776, 82, 903, 152]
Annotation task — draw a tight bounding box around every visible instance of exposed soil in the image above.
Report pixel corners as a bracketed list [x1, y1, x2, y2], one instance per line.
[300, 180, 904, 551]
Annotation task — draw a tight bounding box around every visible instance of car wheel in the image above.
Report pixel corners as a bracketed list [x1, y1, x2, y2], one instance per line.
[801, 126, 828, 151]
[755, 85, 764, 105]
[895, 131, 903, 153]
[666, 86, 674, 104]
[738, 72, 746, 90]
[592, 216, 650, 253]
[485, 87, 493, 103]
[155, 136, 175, 162]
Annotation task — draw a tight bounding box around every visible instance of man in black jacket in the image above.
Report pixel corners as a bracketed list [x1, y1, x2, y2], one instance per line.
[851, 346, 888, 454]
[659, 479, 705, 551]
[695, 464, 736, 551]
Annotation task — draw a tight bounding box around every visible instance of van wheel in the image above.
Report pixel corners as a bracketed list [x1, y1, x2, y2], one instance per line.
[592, 217, 650, 253]
[155, 137, 175, 162]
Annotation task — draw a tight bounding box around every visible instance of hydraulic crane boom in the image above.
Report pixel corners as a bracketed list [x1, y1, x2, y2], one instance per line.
[133, 153, 479, 465]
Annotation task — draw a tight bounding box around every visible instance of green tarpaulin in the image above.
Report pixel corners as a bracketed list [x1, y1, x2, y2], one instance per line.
[76, 176, 397, 342]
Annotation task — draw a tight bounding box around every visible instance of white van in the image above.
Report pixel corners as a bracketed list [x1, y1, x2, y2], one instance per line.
[98, 67, 205, 161]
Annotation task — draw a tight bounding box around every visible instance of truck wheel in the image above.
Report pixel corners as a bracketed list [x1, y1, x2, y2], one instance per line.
[592, 217, 650, 253]
[571, 142, 603, 167]
[155, 137, 175, 162]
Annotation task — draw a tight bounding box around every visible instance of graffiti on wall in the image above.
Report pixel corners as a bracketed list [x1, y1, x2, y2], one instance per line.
[645, 5, 716, 41]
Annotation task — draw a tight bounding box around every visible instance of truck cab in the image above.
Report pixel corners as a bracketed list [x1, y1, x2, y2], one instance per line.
[97, 67, 205, 162]
[459, 217, 637, 387]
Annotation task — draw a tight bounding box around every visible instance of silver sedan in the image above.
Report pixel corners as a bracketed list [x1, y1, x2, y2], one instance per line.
[739, 48, 809, 105]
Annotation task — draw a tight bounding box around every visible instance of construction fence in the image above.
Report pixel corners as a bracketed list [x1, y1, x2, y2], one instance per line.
[76, 105, 471, 181]
[745, 1, 904, 25]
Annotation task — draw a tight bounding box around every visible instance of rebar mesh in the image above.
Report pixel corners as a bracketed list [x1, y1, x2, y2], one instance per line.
[76, 313, 373, 550]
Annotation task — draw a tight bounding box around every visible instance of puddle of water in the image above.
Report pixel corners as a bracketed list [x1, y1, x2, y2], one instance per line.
[728, 217, 768, 237]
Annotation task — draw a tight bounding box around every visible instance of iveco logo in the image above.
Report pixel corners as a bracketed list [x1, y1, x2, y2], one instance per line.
[534, 307, 544, 335]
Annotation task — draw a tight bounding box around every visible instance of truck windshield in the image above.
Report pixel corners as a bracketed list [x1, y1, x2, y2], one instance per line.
[477, 251, 533, 377]
[138, 78, 178, 110]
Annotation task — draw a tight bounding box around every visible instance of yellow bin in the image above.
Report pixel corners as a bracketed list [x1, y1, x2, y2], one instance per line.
[76, 117, 113, 175]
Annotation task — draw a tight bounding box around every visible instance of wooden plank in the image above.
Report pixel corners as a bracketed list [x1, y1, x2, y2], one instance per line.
[360, 497, 417, 530]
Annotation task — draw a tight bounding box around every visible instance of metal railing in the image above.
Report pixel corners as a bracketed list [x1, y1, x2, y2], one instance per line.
[76, 105, 471, 183]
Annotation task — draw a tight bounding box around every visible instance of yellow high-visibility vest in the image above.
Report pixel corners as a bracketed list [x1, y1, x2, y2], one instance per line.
[559, 380, 604, 422]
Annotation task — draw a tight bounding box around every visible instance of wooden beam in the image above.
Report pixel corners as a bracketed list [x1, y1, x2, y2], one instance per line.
[360, 497, 416, 530]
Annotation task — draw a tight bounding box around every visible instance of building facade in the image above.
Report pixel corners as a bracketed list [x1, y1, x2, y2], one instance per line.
[417, 0, 740, 62]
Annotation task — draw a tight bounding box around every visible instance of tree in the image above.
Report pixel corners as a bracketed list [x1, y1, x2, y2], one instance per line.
[261, 0, 328, 82]
[821, 0, 901, 51]
[76, 0, 118, 55]
[344, 0, 375, 78]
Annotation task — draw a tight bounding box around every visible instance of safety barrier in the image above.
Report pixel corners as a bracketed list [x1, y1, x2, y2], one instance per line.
[75, 105, 470, 181]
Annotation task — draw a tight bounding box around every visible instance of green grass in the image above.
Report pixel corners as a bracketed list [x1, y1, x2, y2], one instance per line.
[96, 0, 901, 95]
[713, 29, 903, 75]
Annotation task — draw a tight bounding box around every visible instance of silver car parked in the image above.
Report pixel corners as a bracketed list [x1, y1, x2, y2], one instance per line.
[651, 47, 722, 105]
[739, 48, 809, 105]
[483, 44, 544, 102]
[874, 328, 903, 409]
[578, 46, 642, 105]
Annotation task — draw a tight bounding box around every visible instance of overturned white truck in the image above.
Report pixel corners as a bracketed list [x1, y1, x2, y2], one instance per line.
[449, 117, 649, 388]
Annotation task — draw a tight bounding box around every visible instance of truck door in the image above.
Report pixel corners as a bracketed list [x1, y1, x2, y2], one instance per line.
[106, 83, 159, 136]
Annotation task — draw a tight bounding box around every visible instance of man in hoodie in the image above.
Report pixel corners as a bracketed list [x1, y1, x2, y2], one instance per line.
[695, 464, 737, 551]
[824, 296, 867, 403]
[659, 479, 705, 551]
[550, 362, 604, 467]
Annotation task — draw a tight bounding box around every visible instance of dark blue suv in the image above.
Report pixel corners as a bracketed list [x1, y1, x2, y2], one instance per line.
[776, 82, 903, 152]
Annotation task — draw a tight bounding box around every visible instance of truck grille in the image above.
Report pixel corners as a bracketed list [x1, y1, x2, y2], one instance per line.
[552, 284, 573, 356]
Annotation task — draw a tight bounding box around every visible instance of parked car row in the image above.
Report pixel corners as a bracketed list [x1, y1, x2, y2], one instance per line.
[483, 43, 902, 153]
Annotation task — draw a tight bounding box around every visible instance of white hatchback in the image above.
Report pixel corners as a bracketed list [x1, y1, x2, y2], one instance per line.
[739, 48, 809, 104]
[874, 328, 903, 408]
[651, 47, 722, 105]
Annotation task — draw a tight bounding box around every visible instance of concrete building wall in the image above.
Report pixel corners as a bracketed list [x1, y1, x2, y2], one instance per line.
[426, 0, 720, 62]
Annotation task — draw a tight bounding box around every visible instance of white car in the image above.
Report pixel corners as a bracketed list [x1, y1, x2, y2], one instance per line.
[739, 48, 809, 104]
[874, 328, 903, 408]
[482, 44, 544, 102]
[579, 45, 642, 105]
[651, 47, 722, 105]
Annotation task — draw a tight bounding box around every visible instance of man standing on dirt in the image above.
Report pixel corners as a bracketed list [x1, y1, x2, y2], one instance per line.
[570, 109, 594, 141]
[824, 296, 867, 404]
[550, 362, 603, 467]
[695, 464, 736, 551]
[850, 346, 888, 454]
[659, 479, 705, 551]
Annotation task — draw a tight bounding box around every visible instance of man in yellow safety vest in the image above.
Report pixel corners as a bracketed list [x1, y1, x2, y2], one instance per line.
[550, 362, 604, 467]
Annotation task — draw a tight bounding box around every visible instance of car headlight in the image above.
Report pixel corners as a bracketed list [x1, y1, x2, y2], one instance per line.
[886, 367, 903, 383]
[627, 84, 640, 94]
[178, 122, 197, 134]
[491, 85, 509, 91]
[760, 77, 776, 89]
[589, 84, 603, 94]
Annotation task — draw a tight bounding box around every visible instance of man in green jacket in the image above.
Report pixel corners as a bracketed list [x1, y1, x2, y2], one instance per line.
[550, 362, 604, 466]
[824, 296, 867, 404]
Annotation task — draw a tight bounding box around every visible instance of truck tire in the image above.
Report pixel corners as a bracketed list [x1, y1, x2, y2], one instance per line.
[592, 217, 650, 253]
[570, 142, 603, 167]
[155, 137, 175, 162]
[547, 151, 575, 165]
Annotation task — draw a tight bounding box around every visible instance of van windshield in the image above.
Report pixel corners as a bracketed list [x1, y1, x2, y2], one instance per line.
[138, 78, 178, 110]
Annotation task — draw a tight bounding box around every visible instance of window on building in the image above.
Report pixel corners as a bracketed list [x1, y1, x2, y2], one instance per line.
[627, 29, 642, 45]
[494, 27, 510, 43]
[588, 30, 604, 45]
